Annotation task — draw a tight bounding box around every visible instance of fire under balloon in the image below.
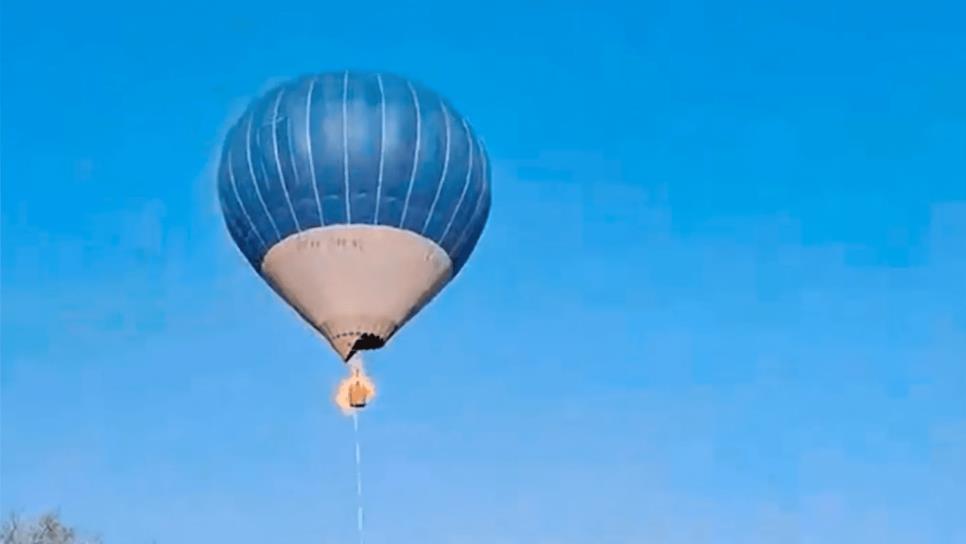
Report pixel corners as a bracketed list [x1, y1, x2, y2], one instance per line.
[335, 355, 376, 414]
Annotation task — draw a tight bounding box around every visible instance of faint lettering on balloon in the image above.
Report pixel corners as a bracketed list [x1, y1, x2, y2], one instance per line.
[331, 238, 363, 250]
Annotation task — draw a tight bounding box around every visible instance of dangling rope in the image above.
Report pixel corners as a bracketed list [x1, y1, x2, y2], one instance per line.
[352, 411, 365, 544]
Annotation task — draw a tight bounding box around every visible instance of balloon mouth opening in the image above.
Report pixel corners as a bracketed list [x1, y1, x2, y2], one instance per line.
[346, 333, 386, 361]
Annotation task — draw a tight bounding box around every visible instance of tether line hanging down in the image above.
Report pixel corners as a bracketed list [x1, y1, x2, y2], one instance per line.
[352, 412, 365, 544]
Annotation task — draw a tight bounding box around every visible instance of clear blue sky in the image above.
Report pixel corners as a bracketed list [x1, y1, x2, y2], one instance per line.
[2, 0, 964, 542]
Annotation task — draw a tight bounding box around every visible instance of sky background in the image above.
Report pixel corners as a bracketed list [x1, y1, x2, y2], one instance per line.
[2, 0, 965, 542]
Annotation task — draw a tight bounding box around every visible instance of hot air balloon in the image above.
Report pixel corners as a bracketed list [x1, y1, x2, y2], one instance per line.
[217, 71, 491, 362]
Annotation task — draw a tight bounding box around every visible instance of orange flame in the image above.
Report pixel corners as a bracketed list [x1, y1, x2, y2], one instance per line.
[334, 355, 376, 415]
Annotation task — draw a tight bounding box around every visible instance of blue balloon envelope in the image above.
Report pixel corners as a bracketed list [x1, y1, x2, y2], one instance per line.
[218, 71, 491, 360]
